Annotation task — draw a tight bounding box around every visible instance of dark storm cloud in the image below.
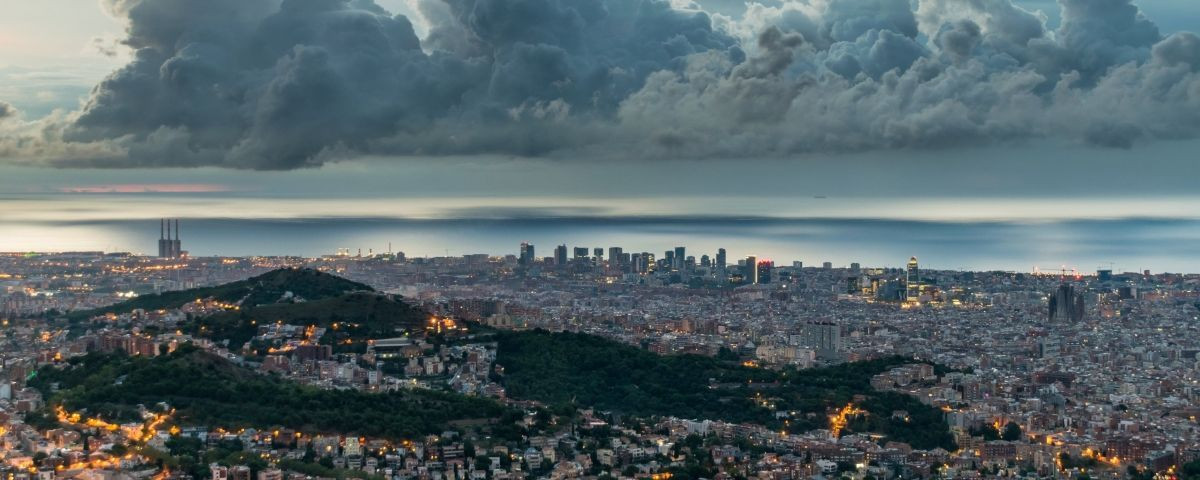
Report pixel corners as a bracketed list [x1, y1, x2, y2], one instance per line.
[1, 0, 1199, 168]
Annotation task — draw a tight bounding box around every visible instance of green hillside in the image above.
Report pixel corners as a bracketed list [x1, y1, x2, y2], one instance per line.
[71, 268, 372, 320]
[184, 291, 428, 352]
[29, 345, 506, 439]
[493, 330, 957, 450]
[71, 268, 425, 351]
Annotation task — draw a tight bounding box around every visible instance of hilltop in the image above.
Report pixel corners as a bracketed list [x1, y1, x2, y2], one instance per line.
[73, 268, 426, 350]
[71, 268, 372, 320]
[184, 291, 429, 351]
[29, 345, 507, 438]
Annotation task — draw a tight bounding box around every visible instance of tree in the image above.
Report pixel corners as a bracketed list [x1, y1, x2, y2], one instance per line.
[1001, 422, 1022, 442]
[1181, 460, 1200, 480]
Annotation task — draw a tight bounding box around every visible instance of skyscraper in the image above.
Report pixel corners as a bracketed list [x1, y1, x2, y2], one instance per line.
[608, 247, 623, 270]
[1048, 284, 1085, 322]
[905, 256, 920, 301]
[519, 242, 535, 266]
[756, 260, 773, 284]
[674, 247, 686, 270]
[745, 255, 758, 284]
[555, 245, 568, 266]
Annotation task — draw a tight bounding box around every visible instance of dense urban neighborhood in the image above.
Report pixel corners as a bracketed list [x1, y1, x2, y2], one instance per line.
[2, 248, 1199, 480]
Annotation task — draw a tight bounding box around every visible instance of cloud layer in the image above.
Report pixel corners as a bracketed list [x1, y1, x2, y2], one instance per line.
[1, 0, 1198, 169]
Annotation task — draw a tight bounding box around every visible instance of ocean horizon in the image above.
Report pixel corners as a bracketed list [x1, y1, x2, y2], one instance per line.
[5, 214, 1200, 274]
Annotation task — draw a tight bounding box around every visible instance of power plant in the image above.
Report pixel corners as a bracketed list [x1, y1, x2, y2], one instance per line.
[157, 219, 184, 258]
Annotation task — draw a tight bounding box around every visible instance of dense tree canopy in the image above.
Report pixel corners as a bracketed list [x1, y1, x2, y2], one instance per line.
[30, 345, 506, 439]
[494, 330, 957, 450]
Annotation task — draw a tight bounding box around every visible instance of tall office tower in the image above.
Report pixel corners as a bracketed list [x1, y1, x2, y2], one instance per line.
[905, 256, 920, 301]
[756, 260, 773, 284]
[573, 247, 589, 259]
[822, 261, 833, 270]
[700, 255, 711, 268]
[745, 255, 758, 284]
[716, 248, 727, 269]
[664, 250, 675, 269]
[608, 247, 623, 269]
[801, 321, 842, 356]
[555, 245, 568, 266]
[593, 248, 604, 266]
[850, 262, 861, 273]
[519, 242, 535, 266]
[674, 247, 686, 269]
[157, 219, 169, 258]
[1048, 284, 1085, 322]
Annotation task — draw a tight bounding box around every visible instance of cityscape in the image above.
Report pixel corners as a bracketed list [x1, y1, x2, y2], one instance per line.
[4, 0, 1200, 479]
[1, 223, 1199, 480]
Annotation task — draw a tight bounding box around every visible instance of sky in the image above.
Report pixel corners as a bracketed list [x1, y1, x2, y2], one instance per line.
[1, 0, 1200, 268]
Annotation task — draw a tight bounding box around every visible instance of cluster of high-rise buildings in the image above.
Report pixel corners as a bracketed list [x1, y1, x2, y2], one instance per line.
[518, 243, 797, 286]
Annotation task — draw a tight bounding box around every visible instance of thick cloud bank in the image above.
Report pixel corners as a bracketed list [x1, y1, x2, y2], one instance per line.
[1, 0, 1199, 168]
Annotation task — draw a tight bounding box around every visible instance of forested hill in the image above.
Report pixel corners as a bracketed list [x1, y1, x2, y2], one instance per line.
[493, 330, 957, 450]
[71, 268, 372, 320]
[184, 291, 429, 351]
[29, 345, 506, 439]
[65, 268, 428, 351]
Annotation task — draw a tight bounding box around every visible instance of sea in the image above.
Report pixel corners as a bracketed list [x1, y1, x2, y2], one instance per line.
[5, 214, 1200, 273]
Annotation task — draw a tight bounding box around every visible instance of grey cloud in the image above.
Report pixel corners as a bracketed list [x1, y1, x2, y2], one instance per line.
[821, 0, 919, 43]
[0, 0, 1199, 168]
[935, 20, 983, 61]
[1153, 32, 1200, 71]
[0, 102, 16, 122]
